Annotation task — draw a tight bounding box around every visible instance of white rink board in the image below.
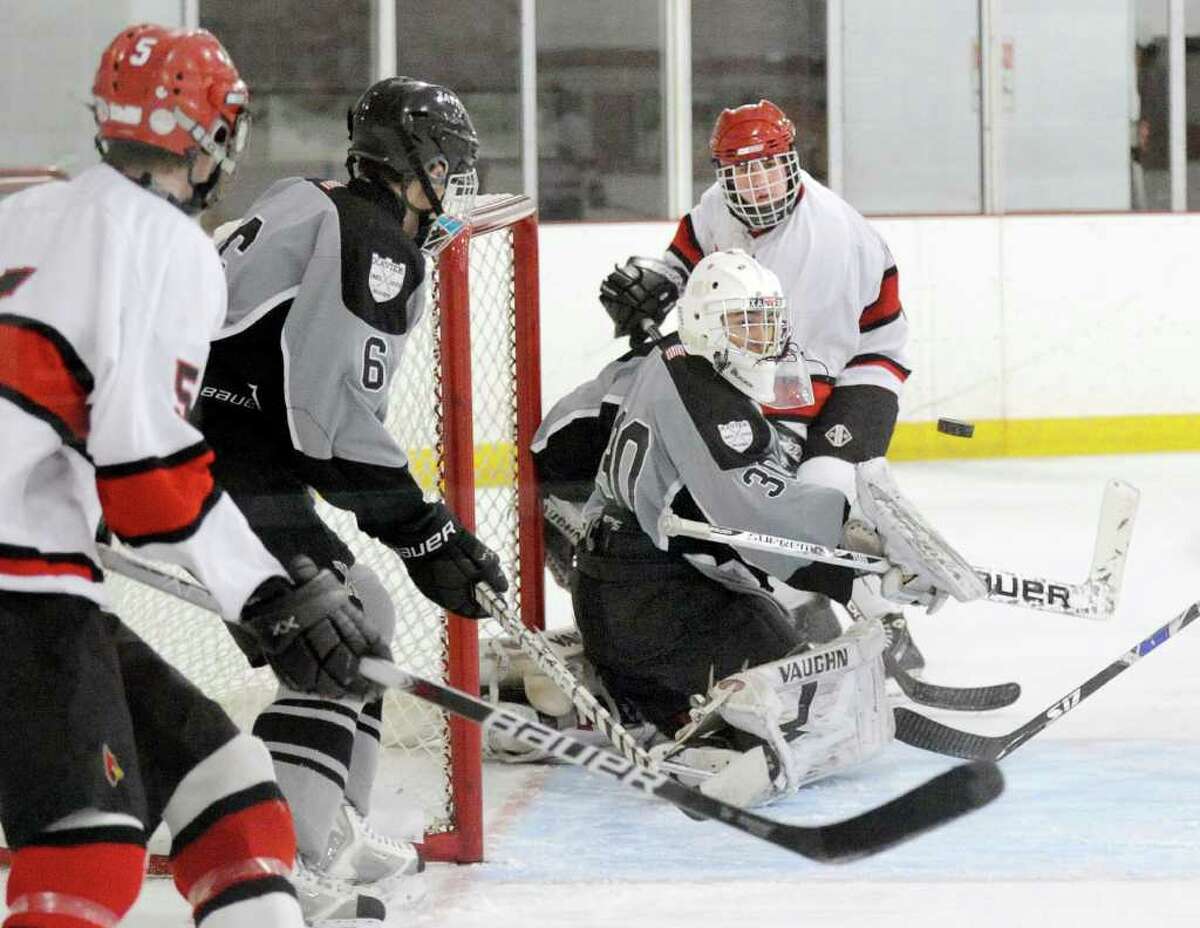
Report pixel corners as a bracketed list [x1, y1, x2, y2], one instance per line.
[537, 214, 1200, 425]
[7, 452, 1199, 927]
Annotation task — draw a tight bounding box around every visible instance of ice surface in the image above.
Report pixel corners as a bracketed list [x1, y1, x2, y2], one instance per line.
[5, 453, 1199, 926]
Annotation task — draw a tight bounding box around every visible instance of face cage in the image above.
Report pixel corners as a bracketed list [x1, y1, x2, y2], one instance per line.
[420, 167, 479, 257]
[713, 297, 788, 359]
[173, 106, 251, 175]
[716, 149, 802, 230]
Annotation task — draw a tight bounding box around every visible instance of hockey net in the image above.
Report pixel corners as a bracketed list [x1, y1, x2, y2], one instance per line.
[1, 188, 543, 866]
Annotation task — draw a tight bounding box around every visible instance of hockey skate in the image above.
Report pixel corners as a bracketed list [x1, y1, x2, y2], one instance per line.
[292, 859, 387, 927]
[318, 802, 427, 908]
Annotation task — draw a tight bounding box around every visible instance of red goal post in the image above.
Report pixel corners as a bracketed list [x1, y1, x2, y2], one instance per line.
[422, 193, 545, 861]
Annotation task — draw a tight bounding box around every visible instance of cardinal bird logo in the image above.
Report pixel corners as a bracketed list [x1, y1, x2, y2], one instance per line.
[102, 744, 125, 787]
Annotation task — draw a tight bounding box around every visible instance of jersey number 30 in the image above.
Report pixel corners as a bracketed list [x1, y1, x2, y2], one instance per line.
[599, 410, 651, 511]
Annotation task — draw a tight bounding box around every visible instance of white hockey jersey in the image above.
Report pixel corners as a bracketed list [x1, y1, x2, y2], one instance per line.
[665, 171, 910, 423]
[0, 164, 284, 619]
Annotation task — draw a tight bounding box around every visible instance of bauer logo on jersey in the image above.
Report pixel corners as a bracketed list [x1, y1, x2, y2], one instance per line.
[368, 252, 407, 303]
[824, 423, 853, 448]
[718, 419, 754, 452]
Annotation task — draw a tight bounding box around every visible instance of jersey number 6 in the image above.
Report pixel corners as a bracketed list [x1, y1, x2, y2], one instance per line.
[361, 336, 388, 391]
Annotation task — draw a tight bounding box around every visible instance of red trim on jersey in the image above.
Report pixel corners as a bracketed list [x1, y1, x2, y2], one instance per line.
[170, 799, 296, 907]
[0, 543, 101, 583]
[859, 266, 901, 332]
[667, 215, 703, 270]
[7, 840, 147, 928]
[95, 443, 218, 543]
[762, 377, 834, 423]
[846, 353, 911, 382]
[0, 316, 92, 443]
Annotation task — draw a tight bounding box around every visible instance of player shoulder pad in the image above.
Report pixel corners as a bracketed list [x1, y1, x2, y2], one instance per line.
[315, 180, 426, 335]
[656, 334, 773, 470]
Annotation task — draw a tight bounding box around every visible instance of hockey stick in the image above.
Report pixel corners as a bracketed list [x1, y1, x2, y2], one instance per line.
[660, 478, 1138, 621]
[359, 657, 1003, 862]
[894, 601, 1200, 762]
[101, 540, 664, 777]
[473, 583, 659, 772]
[98, 543, 1004, 861]
[842, 599, 1020, 711]
[884, 653, 1019, 712]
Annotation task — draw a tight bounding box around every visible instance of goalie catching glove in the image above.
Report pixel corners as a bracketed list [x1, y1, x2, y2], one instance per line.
[392, 501, 509, 618]
[599, 256, 681, 345]
[240, 555, 392, 698]
[849, 457, 987, 612]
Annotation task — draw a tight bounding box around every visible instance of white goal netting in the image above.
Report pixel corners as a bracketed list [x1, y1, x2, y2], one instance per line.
[105, 194, 541, 861]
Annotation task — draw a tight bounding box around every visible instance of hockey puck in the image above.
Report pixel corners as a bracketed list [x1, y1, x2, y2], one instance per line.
[936, 417, 975, 438]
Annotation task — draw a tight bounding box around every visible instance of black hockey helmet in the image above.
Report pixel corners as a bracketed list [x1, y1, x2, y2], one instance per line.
[347, 77, 479, 253]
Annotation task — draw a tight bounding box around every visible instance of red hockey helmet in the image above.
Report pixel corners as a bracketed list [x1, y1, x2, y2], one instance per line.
[709, 100, 795, 165]
[92, 24, 250, 172]
[709, 100, 802, 230]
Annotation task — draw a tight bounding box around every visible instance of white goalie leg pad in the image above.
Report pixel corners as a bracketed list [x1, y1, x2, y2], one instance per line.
[700, 620, 894, 807]
[854, 457, 987, 609]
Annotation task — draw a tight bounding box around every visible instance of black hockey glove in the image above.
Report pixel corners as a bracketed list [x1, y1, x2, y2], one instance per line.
[599, 256, 680, 346]
[240, 556, 392, 698]
[392, 502, 509, 619]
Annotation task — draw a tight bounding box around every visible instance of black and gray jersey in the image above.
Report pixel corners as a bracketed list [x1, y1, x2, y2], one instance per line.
[197, 176, 432, 549]
[202, 176, 425, 464]
[531, 346, 649, 503]
[588, 334, 847, 595]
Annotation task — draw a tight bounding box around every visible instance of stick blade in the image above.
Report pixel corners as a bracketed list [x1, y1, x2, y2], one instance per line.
[1088, 479, 1140, 616]
[894, 707, 1007, 760]
[902, 678, 1021, 712]
[886, 654, 1021, 711]
[799, 761, 1004, 862]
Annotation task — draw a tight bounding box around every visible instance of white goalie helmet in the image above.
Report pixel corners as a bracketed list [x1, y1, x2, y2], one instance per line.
[677, 250, 812, 406]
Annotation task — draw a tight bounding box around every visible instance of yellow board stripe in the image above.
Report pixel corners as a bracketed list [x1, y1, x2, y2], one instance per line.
[889, 414, 1200, 461]
[407, 442, 517, 492]
[409, 414, 1200, 490]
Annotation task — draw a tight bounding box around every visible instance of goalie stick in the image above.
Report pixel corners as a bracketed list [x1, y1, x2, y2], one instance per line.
[660, 478, 1139, 621]
[894, 601, 1200, 762]
[98, 542, 1004, 862]
[555, 497, 1017, 713]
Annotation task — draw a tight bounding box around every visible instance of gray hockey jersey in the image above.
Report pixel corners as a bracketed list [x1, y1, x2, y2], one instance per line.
[588, 334, 847, 594]
[531, 345, 649, 502]
[197, 176, 433, 546]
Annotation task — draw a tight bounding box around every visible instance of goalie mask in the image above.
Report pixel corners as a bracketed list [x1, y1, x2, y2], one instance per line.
[677, 250, 812, 406]
[92, 24, 251, 213]
[347, 77, 479, 256]
[710, 100, 802, 231]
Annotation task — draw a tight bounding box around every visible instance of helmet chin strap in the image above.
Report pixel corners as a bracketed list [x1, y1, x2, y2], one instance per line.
[395, 120, 447, 217]
[182, 154, 223, 215]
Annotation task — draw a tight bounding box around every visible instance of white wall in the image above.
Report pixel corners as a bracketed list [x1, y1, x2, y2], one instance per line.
[0, 1, 183, 171]
[536, 213, 1200, 421]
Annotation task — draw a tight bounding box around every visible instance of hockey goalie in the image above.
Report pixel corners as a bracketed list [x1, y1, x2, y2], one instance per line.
[487, 250, 983, 806]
